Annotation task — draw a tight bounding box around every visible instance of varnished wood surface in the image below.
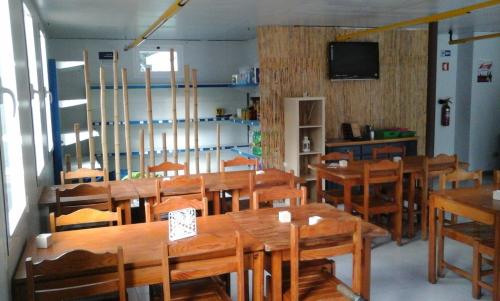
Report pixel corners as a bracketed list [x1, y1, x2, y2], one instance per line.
[229, 203, 387, 252]
[39, 169, 297, 206]
[430, 184, 500, 215]
[326, 137, 418, 148]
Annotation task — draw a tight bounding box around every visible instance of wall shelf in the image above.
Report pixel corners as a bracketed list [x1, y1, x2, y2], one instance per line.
[95, 144, 250, 157]
[90, 83, 236, 90]
[92, 117, 260, 127]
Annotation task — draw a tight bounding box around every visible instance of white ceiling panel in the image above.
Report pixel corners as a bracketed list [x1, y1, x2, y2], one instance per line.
[34, 0, 500, 40]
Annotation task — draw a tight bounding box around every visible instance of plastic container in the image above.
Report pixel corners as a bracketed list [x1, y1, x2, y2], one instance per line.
[375, 130, 400, 139]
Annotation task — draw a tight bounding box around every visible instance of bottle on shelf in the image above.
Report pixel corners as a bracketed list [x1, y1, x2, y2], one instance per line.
[302, 136, 311, 153]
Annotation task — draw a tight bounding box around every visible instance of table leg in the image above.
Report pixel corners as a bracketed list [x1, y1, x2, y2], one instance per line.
[213, 191, 220, 215]
[252, 251, 264, 301]
[361, 238, 372, 300]
[421, 177, 429, 240]
[408, 173, 416, 238]
[271, 251, 283, 301]
[493, 213, 500, 300]
[316, 171, 322, 203]
[428, 195, 437, 284]
[119, 201, 132, 224]
[232, 189, 240, 212]
[343, 181, 353, 213]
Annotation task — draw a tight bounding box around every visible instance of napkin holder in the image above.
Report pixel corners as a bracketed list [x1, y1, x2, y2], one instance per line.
[36, 233, 53, 249]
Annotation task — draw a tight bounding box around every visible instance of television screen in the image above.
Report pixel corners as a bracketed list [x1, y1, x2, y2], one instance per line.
[328, 42, 379, 80]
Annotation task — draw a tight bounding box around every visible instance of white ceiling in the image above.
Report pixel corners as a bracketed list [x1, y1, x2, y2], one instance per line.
[35, 0, 500, 40]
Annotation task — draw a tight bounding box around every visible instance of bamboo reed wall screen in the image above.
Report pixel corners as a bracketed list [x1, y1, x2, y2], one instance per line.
[258, 26, 428, 168]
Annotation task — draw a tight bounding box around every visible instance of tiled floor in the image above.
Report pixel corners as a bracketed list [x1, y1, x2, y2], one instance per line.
[127, 233, 493, 300]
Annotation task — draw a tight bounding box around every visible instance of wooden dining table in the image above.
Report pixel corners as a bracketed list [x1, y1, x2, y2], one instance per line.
[38, 169, 300, 224]
[428, 183, 500, 300]
[14, 203, 386, 301]
[229, 203, 388, 300]
[309, 156, 425, 238]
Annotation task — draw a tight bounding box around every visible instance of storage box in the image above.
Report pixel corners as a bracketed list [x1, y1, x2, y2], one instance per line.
[375, 130, 399, 139]
[399, 131, 416, 138]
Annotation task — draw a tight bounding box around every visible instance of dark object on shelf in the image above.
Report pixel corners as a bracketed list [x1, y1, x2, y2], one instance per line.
[342, 123, 365, 141]
[216, 114, 232, 118]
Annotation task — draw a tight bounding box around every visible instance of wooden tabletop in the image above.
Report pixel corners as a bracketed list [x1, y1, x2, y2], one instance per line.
[309, 155, 425, 180]
[229, 203, 388, 252]
[39, 169, 297, 205]
[430, 184, 500, 215]
[13, 213, 261, 283]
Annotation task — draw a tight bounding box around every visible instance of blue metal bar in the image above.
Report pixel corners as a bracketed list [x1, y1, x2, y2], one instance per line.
[91, 117, 260, 127]
[90, 83, 233, 90]
[48, 59, 63, 184]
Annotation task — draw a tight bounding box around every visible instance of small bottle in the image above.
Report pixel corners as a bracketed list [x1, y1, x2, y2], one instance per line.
[302, 136, 311, 153]
[369, 125, 375, 140]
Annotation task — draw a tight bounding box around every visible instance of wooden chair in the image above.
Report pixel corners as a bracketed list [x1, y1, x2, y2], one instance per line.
[155, 176, 205, 205]
[316, 151, 354, 206]
[473, 235, 495, 298]
[26, 247, 126, 301]
[282, 217, 363, 300]
[421, 154, 459, 239]
[55, 183, 112, 216]
[161, 231, 244, 301]
[372, 145, 406, 159]
[60, 167, 108, 184]
[252, 186, 307, 210]
[148, 161, 188, 177]
[436, 169, 488, 298]
[50, 207, 123, 233]
[494, 170, 500, 184]
[219, 156, 259, 212]
[248, 169, 295, 201]
[352, 160, 403, 245]
[145, 196, 208, 222]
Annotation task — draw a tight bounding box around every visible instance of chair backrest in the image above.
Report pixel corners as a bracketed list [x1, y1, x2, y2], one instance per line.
[148, 161, 188, 176]
[60, 168, 108, 184]
[372, 145, 406, 159]
[494, 170, 500, 184]
[55, 183, 112, 216]
[145, 196, 208, 222]
[362, 160, 403, 206]
[248, 169, 295, 201]
[424, 154, 458, 178]
[221, 156, 259, 172]
[439, 168, 482, 191]
[49, 207, 122, 233]
[318, 151, 354, 163]
[289, 217, 362, 300]
[26, 247, 126, 301]
[162, 231, 245, 301]
[156, 176, 206, 204]
[252, 186, 307, 210]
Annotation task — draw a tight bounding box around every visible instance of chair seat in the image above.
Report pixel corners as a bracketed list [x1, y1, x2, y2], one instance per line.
[442, 222, 493, 246]
[170, 278, 230, 301]
[283, 270, 349, 301]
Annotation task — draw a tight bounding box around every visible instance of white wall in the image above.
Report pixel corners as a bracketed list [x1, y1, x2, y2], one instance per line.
[435, 30, 500, 170]
[0, 0, 55, 299]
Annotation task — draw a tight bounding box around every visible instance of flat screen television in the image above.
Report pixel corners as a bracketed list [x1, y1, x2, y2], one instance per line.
[328, 42, 379, 80]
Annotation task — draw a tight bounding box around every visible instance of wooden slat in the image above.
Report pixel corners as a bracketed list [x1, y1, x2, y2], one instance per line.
[113, 50, 120, 179]
[122, 68, 132, 180]
[83, 49, 95, 169]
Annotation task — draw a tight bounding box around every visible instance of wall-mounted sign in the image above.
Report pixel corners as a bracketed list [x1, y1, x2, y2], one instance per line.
[98, 51, 114, 60]
[442, 62, 449, 71]
[440, 50, 451, 57]
[477, 61, 493, 83]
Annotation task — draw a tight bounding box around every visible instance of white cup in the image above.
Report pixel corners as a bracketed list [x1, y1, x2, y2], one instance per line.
[278, 211, 291, 223]
[308, 216, 322, 225]
[339, 160, 348, 168]
[393, 156, 402, 162]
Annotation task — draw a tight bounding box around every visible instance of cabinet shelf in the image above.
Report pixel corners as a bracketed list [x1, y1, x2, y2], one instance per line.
[299, 151, 322, 156]
[299, 125, 322, 129]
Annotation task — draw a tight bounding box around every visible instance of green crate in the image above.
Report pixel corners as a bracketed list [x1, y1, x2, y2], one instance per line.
[375, 130, 400, 139]
[399, 131, 416, 138]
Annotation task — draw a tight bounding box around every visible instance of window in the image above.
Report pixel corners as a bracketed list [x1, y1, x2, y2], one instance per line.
[139, 50, 178, 72]
[0, 0, 27, 235]
[23, 4, 45, 175]
[40, 30, 53, 151]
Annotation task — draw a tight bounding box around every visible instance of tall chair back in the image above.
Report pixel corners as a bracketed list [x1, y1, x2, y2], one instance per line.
[372, 145, 406, 159]
[248, 169, 295, 201]
[55, 184, 112, 216]
[145, 196, 208, 222]
[221, 156, 259, 172]
[148, 161, 188, 177]
[439, 168, 482, 190]
[289, 217, 362, 300]
[317, 151, 354, 163]
[26, 247, 126, 301]
[162, 231, 245, 301]
[156, 176, 205, 204]
[60, 168, 108, 184]
[252, 186, 307, 210]
[50, 207, 122, 233]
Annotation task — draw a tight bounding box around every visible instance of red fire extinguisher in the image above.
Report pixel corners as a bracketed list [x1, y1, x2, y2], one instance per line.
[438, 98, 452, 126]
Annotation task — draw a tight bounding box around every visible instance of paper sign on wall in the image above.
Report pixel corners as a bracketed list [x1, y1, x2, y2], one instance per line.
[168, 208, 197, 241]
[477, 60, 493, 83]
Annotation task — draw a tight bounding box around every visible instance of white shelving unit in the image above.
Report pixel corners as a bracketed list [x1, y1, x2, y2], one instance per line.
[284, 96, 325, 184]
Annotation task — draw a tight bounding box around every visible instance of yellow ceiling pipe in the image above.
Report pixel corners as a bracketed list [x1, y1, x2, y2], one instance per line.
[124, 0, 191, 51]
[335, 0, 500, 41]
[449, 32, 500, 45]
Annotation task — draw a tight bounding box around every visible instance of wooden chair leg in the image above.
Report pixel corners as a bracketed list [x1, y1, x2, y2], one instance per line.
[437, 210, 445, 278]
[395, 209, 402, 246]
[472, 244, 481, 299]
[421, 199, 428, 240]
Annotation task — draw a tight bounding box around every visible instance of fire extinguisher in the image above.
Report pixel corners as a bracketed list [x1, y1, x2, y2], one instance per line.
[438, 98, 452, 126]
